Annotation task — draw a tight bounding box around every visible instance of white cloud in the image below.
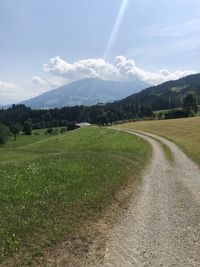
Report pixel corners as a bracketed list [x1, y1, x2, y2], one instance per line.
[32, 76, 47, 86]
[43, 56, 118, 81]
[0, 80, 17, 91]
[43, 55, 196, 85]
[0, 80, 26, 105]
[31, 75, 68, 92]
[114, 56, 195, 84]
[47, 76, 68, 88]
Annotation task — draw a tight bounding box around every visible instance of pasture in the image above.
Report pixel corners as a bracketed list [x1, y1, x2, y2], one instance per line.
[0, 126, 150, 266]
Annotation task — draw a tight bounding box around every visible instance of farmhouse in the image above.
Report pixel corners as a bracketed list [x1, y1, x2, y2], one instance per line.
[75, 122, 91, 128]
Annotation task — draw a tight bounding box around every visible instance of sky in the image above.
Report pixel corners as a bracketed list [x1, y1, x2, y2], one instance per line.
[0, 0, 200, 104]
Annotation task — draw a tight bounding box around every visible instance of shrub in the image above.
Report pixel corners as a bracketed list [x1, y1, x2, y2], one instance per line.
[60, 127, 68, 134]
[0, 123, 10, 144]
[46, 128, 54, 135]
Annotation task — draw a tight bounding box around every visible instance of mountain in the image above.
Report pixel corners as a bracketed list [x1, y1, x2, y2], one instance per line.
[21, 78, 149, 109]
[119, 73, 200, 111]
[1, 73, 200, 129]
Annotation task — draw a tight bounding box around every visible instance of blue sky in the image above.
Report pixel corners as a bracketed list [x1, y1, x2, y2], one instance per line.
[0, 0, 200, 104]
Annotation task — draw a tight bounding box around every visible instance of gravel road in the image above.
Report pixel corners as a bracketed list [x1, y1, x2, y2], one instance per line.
[103, 130, 200, 267]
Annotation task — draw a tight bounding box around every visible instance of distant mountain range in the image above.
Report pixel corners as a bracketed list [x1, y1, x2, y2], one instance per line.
[21, 78, 149, 109]
[3, 74, 200, 112]
[118, 73, 200, 111]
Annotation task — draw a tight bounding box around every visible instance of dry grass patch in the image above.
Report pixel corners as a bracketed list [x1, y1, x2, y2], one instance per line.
[117, 117, 200, 165]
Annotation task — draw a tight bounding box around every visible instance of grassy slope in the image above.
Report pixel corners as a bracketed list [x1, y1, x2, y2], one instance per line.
[0, 126, 150, 265]
[0, 129, 51, 162]
[118, 117, 200, 165]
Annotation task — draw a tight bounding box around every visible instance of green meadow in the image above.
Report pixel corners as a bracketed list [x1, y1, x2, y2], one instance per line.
[0, 127, 150, 265]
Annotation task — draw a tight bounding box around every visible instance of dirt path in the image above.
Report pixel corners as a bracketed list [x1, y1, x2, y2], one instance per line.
[103, 130, 200, 267]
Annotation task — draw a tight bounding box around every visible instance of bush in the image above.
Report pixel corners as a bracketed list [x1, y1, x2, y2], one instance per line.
[164, 110, 188, 119]
[60, 127, 68, 134]
[157, 112, 163, 120]
[45, 128, 59, 135]
[46, 128, 54, 135]
[0, 123, 10, 144]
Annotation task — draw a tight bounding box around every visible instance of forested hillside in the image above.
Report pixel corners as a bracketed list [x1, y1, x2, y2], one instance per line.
[121, 73, 200, 110]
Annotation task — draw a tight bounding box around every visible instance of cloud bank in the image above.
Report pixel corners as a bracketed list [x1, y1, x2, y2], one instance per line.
[43, 56, 195, 85]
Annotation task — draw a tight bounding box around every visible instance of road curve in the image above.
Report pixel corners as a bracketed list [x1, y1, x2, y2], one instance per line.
[103, 129, 200, 267]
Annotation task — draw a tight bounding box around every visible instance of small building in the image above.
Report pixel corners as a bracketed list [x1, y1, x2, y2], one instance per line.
[75, 122, 91, 128]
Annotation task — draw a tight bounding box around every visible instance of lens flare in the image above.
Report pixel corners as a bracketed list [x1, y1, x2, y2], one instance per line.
[104, 0, 129, 60]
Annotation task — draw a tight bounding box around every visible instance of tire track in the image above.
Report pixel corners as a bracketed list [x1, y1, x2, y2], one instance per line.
[103, 130, 200, 267]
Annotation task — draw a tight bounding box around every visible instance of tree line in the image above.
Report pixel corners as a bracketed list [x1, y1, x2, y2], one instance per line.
[0, 101, 153, 129]
[0, 91, 198, 144]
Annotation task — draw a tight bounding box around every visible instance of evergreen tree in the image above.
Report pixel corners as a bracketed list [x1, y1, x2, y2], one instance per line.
[182, 92, 198, 116]
[23, 121, 32, 135]
[0, 123, 10, 144]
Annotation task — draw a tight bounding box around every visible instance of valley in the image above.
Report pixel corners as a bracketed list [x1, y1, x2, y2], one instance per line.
[1, 1, 200, 266]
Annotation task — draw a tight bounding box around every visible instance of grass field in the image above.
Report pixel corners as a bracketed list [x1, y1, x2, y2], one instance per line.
[0, 129, 51, 163]
[118, 117, 200, 166]
[0, 126, 150, 266]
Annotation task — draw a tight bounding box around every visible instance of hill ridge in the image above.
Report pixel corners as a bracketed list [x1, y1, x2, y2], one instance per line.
[21, 78, 149, 109]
